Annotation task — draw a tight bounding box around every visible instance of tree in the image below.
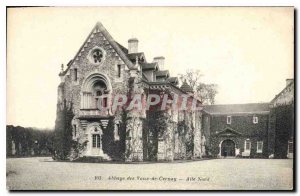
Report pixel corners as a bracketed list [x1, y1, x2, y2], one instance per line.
[53, 100, 74, 160]
[197, 83, 218, 105]
[179, 69, 218, 105]
[6, 125, 54, 157]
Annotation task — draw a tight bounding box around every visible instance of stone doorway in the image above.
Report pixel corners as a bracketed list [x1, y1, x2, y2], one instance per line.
[221, 139, 235, 157]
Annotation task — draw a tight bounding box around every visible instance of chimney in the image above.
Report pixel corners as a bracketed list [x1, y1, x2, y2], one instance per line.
[153, 56, 165, 70]
[286, 78, 294, 86]
[128, 38, 138, 54]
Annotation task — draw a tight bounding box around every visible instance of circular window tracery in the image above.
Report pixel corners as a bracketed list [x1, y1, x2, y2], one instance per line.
[92, 49, 103, 63]
[88, 47, 105, 64]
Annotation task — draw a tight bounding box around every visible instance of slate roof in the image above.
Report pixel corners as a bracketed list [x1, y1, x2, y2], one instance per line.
[270, 79, 294, 104]
[180, 80, 193, 93]
[203, 103, 270, 115]
[59, 22, 136, 76]
[60, 22, 198, 99]
[142, 72, 149, 81]
[156, 70, 170, 77]
[167, 77, 179, 84]
[141, 62, 158, 70]
[115, 42, 128, 54]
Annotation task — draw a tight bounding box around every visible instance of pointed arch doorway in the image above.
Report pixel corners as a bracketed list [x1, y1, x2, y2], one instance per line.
[221, 139, 235, 157]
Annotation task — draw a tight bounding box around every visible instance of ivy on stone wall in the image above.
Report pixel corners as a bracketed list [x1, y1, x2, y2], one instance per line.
[186, 113, 195, 159]
[71, 139, 88, 160]
[53, 100, 75, 160]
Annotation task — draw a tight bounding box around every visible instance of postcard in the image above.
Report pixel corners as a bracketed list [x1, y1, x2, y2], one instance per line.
[6, 7, 294, 190]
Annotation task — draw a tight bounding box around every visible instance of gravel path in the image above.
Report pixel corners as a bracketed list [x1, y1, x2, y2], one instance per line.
[6, 157, 293, 190]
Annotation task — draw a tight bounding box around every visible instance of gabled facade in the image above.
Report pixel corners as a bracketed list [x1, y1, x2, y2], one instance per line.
[55, 22, 203, 162]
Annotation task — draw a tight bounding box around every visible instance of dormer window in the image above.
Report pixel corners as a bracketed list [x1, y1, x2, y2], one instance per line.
[227, 116, 232, 124]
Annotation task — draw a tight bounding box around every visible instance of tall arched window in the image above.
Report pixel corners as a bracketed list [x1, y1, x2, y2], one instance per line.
[93, 81, 107, 109]
[81, 73, 112, 110]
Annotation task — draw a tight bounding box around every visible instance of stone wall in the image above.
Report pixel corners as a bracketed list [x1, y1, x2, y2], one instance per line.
[273, 104, 294, 158]
[269, 81, 294, 158]
[193, 111, 202, 158]
[55, 24, 204, 162]
[57, 29, 131, 160]
[205, 114, 269, 158]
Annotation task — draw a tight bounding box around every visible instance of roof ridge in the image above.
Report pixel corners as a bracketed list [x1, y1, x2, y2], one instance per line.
[61, 22, 136, 76]
[270, 80, 294, 104]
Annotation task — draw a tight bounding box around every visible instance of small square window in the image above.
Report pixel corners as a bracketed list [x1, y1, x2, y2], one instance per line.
[253, 116, 258, 124]
[227, 116, 231, 124]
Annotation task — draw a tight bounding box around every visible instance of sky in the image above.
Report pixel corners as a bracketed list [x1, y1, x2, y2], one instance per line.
[7, 7, 294, 129]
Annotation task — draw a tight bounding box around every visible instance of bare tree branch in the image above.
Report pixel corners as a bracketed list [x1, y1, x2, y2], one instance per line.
[178, 69, 218, 105]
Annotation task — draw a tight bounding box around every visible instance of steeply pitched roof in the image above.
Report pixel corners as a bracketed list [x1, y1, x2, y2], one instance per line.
[141, 62, 158, 70]
[60, 22, 136, 76]
[115, 42, 128, 54]
[142, 80, 187, 95]
[156, 70, 169, 77]
[180, 80, 193, 93]
[203, 103, 270, 115]
[142, 72, 149, 81]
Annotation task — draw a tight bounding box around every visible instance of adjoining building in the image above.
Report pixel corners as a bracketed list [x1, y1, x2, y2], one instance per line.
[202, 79, 294, 159]
[202, 103, 270, 158]
[268, 79, 294, 159]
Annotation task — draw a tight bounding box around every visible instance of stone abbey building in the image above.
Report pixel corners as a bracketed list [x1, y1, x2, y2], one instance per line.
[55, 22, 294, 162]
[55, 22, 203, 162]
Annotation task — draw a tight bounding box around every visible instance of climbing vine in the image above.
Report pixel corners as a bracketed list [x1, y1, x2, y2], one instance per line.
[53, 100, 74, 160]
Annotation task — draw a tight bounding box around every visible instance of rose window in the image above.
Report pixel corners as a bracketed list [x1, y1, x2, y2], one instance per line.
[92, 49, 103, 63]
